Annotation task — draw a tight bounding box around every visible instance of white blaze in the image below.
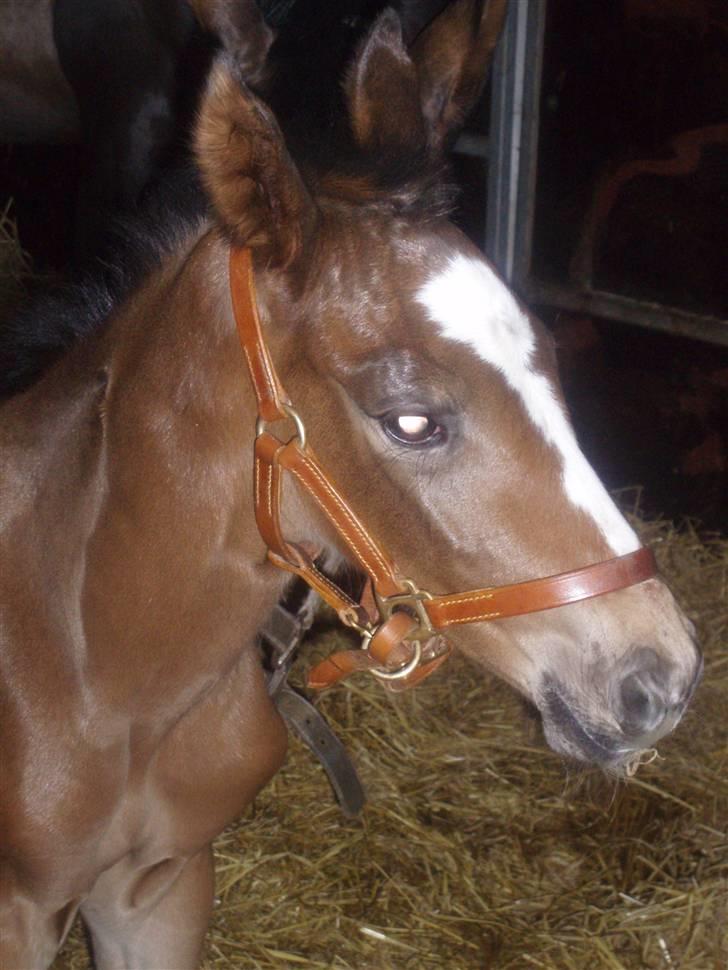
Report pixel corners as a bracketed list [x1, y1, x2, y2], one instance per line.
[416, 255, 639, 556]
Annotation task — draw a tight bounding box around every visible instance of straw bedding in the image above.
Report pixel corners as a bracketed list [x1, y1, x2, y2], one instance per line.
[2, 213, 725, 970]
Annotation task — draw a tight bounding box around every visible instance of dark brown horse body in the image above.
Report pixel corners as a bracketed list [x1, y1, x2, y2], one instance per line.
[0, 1, 79, 143]
[0, 0, 264, 257]
[0, 2, 700, 966]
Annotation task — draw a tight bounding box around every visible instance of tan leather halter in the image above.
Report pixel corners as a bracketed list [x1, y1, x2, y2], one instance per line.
[230, 248, 657, 692]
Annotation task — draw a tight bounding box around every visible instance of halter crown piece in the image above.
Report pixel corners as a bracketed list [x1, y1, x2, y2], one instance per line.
[230, 248, 657, 692]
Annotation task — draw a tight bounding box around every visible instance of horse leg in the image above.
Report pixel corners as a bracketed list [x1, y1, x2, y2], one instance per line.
[80, 846, 215, 970]
[0, 889, 80, 970]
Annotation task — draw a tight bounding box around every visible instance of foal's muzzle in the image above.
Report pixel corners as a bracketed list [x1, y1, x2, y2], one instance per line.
[543, 643, 702, 765]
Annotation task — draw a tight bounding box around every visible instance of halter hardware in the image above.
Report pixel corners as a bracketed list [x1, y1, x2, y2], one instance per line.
[370, 638, 423, 682]
[256, 403, 307, 450]
[374, 579, 435, 641]
[338, 580, 432, 682]
[229, 247, 658, 692]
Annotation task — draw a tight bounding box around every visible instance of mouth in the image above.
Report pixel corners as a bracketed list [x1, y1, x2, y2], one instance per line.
[540, 685, 629, 766]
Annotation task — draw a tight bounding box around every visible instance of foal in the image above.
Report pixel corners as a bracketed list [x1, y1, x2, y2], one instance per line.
[0, 1, 700, 966]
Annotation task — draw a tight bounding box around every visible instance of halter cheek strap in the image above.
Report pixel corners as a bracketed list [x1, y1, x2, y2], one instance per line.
[230, 247, 657, 692]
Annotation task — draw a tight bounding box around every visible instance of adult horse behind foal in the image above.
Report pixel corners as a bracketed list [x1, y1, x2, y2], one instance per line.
[0, 0, 271, 258]
[0, 1, 701, 967]
[0, 0, 440, 260]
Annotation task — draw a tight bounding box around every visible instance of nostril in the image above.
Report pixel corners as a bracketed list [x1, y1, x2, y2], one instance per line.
[618, 671, 667, 737]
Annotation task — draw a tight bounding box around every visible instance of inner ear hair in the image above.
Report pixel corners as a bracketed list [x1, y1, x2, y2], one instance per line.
[195, 56, 316, 268]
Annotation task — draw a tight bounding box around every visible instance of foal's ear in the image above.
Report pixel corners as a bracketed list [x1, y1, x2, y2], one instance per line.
[195, 58, 316, 268]
[411, 0, 508, 149]
[345, 0, 507, 157]
[344, 9, 428, 156]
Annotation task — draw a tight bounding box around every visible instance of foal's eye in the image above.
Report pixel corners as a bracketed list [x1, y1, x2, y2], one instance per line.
[381, 413, 444, 447]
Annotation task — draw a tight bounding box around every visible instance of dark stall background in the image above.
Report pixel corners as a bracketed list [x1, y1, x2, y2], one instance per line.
[537, 0, 727, 533]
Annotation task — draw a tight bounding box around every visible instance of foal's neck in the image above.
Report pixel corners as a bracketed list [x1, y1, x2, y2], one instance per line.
[73, 230, 293, 703]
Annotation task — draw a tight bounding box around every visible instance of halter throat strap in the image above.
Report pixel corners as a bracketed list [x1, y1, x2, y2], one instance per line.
[230, 248, 657, 691]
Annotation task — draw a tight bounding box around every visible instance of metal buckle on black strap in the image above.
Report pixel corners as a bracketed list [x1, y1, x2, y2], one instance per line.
[260, 601, 311, 696]
[258, 585, 367, 815]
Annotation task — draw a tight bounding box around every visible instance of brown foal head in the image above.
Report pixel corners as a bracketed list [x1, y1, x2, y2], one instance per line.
[196, 0, 700, 769]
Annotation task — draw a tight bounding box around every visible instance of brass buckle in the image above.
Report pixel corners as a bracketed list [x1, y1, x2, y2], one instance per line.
[339, 589, 428, 683]
[365, 579, 434, 683]
[374, 578, 435, 641]
[256, 403, 307, 449]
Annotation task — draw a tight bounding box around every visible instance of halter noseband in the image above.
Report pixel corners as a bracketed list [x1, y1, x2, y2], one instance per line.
[230, 248, 657, 692]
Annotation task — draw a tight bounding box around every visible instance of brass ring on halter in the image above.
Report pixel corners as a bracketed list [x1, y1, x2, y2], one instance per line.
[370, 638, 422, 682]
[256, 403, 307, 449]
[374, 579, 435, 641]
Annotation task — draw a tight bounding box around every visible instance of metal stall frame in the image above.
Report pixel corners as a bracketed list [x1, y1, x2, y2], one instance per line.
[484, 0, 728, 347]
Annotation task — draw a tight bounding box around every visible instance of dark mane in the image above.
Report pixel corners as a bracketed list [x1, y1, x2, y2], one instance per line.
[0, 1, 461, 401]
[314, 148, 458, 220]
[0, 166, 208, 399]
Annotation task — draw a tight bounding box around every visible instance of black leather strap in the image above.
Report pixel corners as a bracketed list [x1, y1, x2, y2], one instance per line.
[257, 585, 367, 817]
[274, 687, 366, 818]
